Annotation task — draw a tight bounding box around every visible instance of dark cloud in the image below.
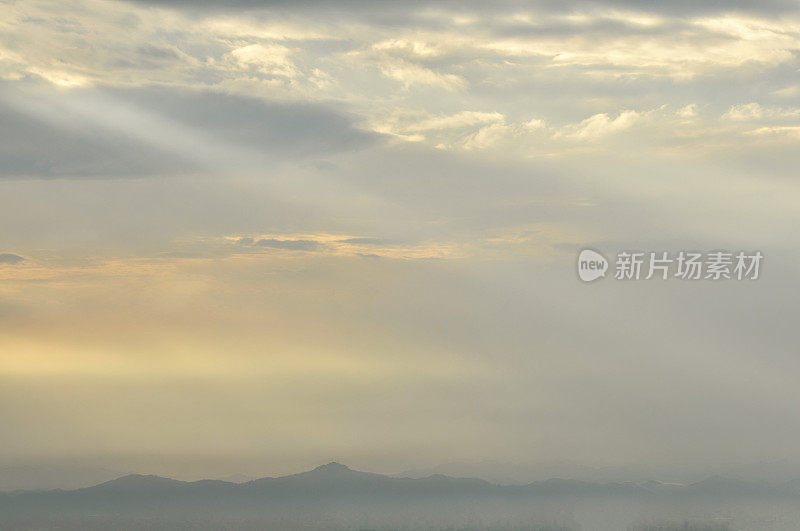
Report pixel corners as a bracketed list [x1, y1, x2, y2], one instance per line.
[484, 18, 693, 40]
[255, 238, 322, 251]
[586, 0, 799, 15]
[0, 82, 381, 179]
[125, 0, 446, 10]
[136, 45, 182, 60]
[337, 237, 396, 245]
[0, 253, 25, 264]
[113, 86, 380, 158]
[126, 0, 799, 16]
[0, 93, 188, 179]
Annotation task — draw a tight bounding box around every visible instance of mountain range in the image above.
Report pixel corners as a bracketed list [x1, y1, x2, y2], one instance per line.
[3, 462, 800, 530]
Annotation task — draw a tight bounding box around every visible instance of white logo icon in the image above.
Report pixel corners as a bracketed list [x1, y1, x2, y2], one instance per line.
[578, 249, 608, 282]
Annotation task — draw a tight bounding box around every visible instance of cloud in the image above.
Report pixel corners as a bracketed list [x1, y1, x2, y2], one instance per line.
[772, 85, 800, 98]
[114, 86, 380, 157]
[0, 91, 188, 178]
[723, 102, 800, 121]
[255, 238, 323, 251]
[125, 0, 800, 17]
[396, 111, 506, 133]
[222, 233, 457, 259]
[462, 122, 517, 150]
[584, 0, 800, 16]
[229, 43, 298, 78]
[746, 125, 800, 138]
[0, 253, 25, 264]
[337, 237, 396, 245]
[372, 39, 444, 57]
[0, 82, 380, 178]
[676, 103, 698, 117]
[377, 59, 466, 90]
[562, 110, 641, 140]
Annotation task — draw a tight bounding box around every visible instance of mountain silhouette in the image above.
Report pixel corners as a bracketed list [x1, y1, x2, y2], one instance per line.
[310, 461, 351, 473]
[2, 463, 800, 530]
[248, 461, 383, 484]
[87, 474, 186, 492]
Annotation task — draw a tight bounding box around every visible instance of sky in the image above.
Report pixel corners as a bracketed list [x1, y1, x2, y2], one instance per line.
[0, 0, 799, 480]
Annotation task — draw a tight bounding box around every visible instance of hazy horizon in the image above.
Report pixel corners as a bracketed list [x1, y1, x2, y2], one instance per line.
[9, 456, 800, 492]
[8, 461, 800, 530]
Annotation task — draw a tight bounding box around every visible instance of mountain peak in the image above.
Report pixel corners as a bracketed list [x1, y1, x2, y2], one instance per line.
[88, 474, 183, 491]
[312, 462, 351, 473]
